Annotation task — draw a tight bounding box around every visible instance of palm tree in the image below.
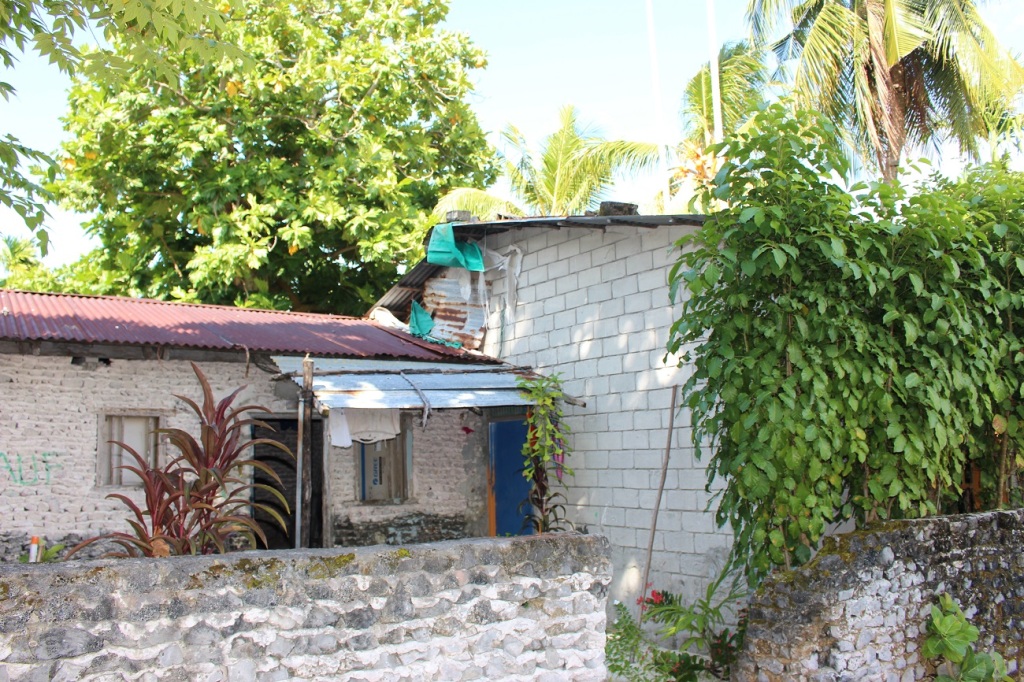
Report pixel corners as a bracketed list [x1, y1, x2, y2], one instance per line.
[434, 105, 659, 220]
[0, 235, 41, 277]
[747, 0, 1024, 180]
[675, 41, 770, 190]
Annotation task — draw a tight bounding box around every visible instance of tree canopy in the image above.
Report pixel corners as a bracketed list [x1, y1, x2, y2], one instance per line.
[2, 0, 237, 247]
[51, 0, 495, 314]
[674, 40, 769, 193]
[433, 105, 658, 220]
[746, 0, 1024, 179]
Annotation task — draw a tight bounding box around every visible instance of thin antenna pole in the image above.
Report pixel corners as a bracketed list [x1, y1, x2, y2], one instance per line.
[645, 0, 674, 209]
[706, 0, 724, 143]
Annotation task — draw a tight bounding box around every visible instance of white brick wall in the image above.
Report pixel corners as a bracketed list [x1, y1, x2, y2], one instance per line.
[481, 224, 732, 604]
[326, 409, 487, 527]
[0, 355, 491, 545]
[0, 354, 294, 538]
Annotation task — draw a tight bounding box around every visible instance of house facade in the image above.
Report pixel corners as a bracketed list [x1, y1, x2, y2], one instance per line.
[374, 214, 729, 604]
[0, 291, 533, 561]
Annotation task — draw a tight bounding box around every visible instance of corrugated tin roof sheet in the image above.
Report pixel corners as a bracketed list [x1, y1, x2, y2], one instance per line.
[273, 357, 533, 409]
[448, 213, 706, 237]
[0, 290, 494, 363]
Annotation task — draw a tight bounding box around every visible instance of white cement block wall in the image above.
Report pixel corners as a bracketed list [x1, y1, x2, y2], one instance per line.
[479, 224, 731, 604]
[0, 354, 295, 539]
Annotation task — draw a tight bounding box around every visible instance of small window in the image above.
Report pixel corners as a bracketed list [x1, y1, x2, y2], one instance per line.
[99, 415, 160, 486]
[359, 428, 409, 503]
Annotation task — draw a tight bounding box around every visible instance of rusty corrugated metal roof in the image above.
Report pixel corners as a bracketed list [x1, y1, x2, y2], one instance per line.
[0, 290, 493, 363]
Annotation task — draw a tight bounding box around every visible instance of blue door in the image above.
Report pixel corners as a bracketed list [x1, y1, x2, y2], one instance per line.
[489, 419, 532, 536]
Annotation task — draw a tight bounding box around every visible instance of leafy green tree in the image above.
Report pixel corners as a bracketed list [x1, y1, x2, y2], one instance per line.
[669, 103, 1024, 582]
[434, 105, 658, 220]
[746, 0, 1024, 180]
[2, 0, 238, 247]
[52, 0, 495, 314]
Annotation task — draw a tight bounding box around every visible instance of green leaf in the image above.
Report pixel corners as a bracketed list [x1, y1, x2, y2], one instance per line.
[772, 248, 787, 270]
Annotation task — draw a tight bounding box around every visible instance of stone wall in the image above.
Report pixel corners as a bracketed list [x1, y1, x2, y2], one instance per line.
[735, 509, 1024, 681]
[0, 534, 611, 681]
[476, 224, 730, 604]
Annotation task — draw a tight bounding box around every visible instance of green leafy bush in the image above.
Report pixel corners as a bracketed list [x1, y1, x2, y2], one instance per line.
[668, 103, 1024, 581]
[925, 593, 1013, 682]
[606, 569, 747, 681]
[71, 363, 291, 557]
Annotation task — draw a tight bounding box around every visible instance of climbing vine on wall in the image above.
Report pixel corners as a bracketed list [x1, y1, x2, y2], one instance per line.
[668, 103, 1024, 583]
[517, 374, 574, 533]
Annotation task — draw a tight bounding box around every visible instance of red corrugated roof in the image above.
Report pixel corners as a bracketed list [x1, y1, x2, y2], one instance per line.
[0, 290, 491, 363]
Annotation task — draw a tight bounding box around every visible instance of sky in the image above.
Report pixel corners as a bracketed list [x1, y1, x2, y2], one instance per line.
[2, 0, 1024, 267]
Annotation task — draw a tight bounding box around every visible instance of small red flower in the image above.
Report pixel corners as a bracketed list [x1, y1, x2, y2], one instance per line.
[649, 590, 664, 605]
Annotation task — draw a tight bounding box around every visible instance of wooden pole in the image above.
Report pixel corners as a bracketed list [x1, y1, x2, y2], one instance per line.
[639, 386, 679, 613]
[294, 394, 304, 549]
[300, 357, 314, 548]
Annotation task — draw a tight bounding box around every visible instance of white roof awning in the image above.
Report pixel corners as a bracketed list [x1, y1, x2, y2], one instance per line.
[273, 357, 534, 410]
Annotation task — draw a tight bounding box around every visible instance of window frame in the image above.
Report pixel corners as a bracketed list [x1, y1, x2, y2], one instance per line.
[97, 411, 166, 487]
[357, 413, 412, 504]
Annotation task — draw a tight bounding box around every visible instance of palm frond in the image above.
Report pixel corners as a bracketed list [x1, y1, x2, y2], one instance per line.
[431, 187, 525, 221]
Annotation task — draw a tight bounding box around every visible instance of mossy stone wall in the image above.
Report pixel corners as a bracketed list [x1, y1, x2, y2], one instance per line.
[735, 509, 1024, 681]
[0, 534, 611, 681]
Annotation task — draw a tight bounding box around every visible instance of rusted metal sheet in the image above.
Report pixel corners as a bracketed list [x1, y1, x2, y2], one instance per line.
[421, 269, 488, 350]
[0, 290, 489, 362]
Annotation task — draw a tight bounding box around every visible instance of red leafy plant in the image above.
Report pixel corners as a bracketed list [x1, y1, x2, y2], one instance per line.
[71, 363, 291, 558]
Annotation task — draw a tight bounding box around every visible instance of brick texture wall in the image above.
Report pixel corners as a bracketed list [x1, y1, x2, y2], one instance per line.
[0, 354, 294, 546]
[0, 354, 492, 559]
[326, 409, 490, 545]
[477, 224, 732, 604]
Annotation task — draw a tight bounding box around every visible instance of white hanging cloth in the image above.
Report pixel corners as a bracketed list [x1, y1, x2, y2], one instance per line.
[328, 409, 353, 448]
[346, 409, 401, 443]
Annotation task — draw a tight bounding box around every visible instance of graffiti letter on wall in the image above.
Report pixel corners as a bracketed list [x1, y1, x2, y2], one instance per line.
[0, 452, 63, 486]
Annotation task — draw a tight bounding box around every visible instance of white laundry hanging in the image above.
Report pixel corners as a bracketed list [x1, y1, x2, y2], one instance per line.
[328, 409, 353, 448]
[346, 409, 401, 443]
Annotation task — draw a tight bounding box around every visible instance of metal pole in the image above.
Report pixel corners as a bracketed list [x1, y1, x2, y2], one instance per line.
[645, 0, 674, 209]
[706, 0, 724, 144]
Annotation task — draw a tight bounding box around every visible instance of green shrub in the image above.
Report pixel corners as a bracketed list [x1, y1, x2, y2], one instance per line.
[668, 103, 1024, 581]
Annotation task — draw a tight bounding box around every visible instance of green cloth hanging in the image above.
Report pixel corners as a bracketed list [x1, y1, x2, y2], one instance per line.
[409, 300, 435, 337]
[408, 301, 463, 349]
[426, 223, 484, 271]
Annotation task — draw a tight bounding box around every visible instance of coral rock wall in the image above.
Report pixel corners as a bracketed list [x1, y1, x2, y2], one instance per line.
[735, 509, 1024, 681]
[0, 534, 611, 681]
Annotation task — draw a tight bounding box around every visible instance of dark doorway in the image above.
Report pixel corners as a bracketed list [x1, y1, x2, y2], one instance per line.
[489, 419, 532, 536]
[252, 419, 324, 549]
